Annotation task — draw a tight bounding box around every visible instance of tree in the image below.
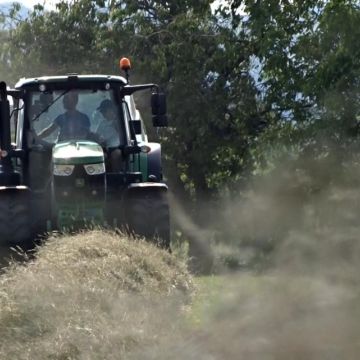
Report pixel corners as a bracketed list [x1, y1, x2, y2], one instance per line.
[222, 1, 360, 173]
[3, 0, 267, 211]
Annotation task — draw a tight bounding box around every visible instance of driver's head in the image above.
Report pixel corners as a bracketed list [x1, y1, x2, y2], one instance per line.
[97, 99, 116, 120]
[63, 91, 79, 111]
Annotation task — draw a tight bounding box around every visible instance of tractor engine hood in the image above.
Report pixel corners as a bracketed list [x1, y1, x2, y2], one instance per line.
[53, 141, 104, 165]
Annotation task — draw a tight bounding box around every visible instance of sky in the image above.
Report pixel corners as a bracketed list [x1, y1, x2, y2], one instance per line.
[0, 0, 36, 7]
[0, 0, 57, 9]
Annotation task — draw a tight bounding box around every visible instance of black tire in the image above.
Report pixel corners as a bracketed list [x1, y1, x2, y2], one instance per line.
[0, 192, 32, 246]
[126, 191, 170, 249]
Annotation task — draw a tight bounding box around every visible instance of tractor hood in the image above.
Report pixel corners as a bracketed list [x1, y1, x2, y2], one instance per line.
[53, 141, 104, 165]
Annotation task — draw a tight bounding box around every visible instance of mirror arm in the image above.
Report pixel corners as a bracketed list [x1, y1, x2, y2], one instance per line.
[121, 84, 159, 96]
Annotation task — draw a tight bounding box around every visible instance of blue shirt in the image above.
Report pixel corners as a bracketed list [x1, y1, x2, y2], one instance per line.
[54, 111, 90, 141]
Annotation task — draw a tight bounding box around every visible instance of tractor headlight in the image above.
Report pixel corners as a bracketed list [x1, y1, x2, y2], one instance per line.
[53, 164, 75, 176]
[84, 163, 105, 175]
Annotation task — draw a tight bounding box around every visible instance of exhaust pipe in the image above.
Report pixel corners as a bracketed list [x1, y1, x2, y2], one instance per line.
[0, 82, 11, 152]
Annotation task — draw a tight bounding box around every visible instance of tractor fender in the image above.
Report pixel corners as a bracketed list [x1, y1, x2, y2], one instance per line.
[0, 164, 21, 186]
[122, 182, 168, 201]
[124, 182, 167, 195]
[0, 185, 31, 203]
[0, 185, 30, 193]
[147, 143, 163, 182]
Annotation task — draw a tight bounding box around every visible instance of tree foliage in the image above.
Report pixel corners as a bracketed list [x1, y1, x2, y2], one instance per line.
[2, 0, 264, 204]
[3, 0, 360, 204]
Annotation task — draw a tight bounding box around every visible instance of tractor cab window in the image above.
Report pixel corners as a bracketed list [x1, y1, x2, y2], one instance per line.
[28, 89, 125, 147]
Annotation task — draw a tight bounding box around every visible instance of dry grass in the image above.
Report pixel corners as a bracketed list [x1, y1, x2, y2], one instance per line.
[0, 230, 194, 359]
[165, 271, 360, 360]
[2, 162, 360, 359]
[160, 162, 360, 359]
[146, 226, 360, 359]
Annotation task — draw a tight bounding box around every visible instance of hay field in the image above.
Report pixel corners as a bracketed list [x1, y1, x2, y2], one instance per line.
[2, 185, 360, 360]
[0, 231, 193, 359]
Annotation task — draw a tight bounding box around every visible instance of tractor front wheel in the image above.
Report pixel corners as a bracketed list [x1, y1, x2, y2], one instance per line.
[0, 192, 32, 246]
[126, 191, 170, 250]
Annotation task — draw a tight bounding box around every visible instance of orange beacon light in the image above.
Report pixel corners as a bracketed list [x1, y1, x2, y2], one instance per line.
[119, 57, 131, 71]
[119, 57, 131, 83]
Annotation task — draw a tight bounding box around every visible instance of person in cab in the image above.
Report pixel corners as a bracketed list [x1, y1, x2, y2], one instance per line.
[38, 91, 90, 141]
[96, 99, 123, 172]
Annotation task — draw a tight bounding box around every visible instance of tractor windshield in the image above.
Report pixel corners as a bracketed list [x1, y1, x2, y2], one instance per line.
[28, 89, 125, 147]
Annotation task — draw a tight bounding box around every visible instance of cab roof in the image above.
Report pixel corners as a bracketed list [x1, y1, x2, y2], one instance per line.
[15, 74, 127, 89]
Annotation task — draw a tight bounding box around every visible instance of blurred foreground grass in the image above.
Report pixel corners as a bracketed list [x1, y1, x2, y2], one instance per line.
[1, 228, 360, 359]
[0, 230, 193, 359]
[184, 271, 360, 360]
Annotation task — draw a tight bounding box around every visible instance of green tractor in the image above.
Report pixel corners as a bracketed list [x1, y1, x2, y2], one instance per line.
[0, 58, 170, 248]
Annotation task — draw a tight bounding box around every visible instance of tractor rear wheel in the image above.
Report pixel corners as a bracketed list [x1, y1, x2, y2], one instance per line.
[0, 192, 32, 246]
[126, 191, 170, 249]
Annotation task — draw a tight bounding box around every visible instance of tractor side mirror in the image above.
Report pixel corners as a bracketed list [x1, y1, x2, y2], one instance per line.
[151, 92, 168, 127]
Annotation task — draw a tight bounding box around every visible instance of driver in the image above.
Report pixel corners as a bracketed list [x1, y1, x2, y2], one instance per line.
[38, 91, 90, 141]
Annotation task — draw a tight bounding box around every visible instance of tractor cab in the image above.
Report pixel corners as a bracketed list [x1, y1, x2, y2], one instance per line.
[0, 58, 171, 248]
[17, 76, 130, 167]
